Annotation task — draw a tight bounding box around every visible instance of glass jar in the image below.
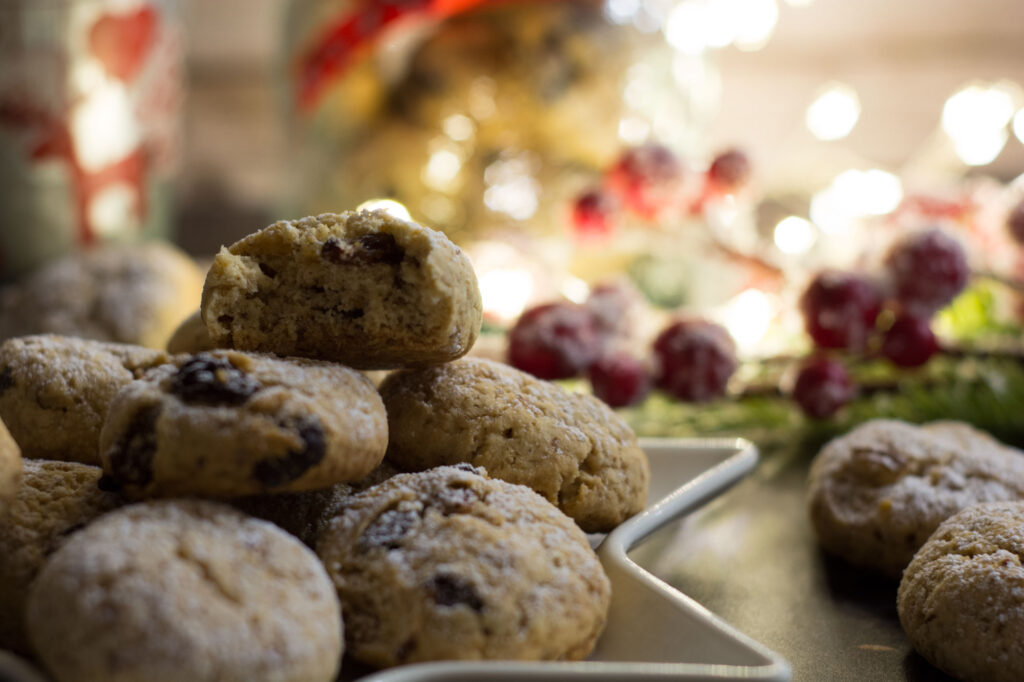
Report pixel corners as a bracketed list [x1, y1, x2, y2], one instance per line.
[0, 0, 183, 282]
[283, 0, 720, 246]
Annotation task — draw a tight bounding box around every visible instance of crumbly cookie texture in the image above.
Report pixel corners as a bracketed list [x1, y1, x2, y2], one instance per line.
[807, 419, 1024, 576]
[0, 459, 123, 654]
[98, 350, 388, 499]
[898, 501, 1024, 682]
[0, 242, 204, 350]
[317, 465, 611, 667]
[201, 210, 482, 369]
[235, 460, 401, 547]
[0, 335, 170, 465]
[0, 417, 21, 515]
[378, 358, 649, 532]
[27, 500, 342, 682]
[166, 310, 217, 354]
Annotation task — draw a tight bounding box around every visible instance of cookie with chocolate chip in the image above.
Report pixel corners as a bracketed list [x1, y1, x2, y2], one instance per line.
[0, 335, 170, 465]
[807, 419, 1024, 576]
[98, 350, 388, 499]
[200, 210, 482, 369]
[379, 357, 649, 532]
[316, 464, 611, 667]
[26, 500, 342, 682]
[0, 417, 21, 515]
[0, 459, 123, 654]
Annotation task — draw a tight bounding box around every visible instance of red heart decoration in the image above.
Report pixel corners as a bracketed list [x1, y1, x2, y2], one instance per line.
[88, 6, 159, 83]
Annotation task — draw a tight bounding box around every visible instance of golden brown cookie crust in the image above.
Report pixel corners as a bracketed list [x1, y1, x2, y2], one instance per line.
[99, 350, 388, 499]
[807, 419, 1024, 576]
[200, 210, 482, 369]
[0, 459, 122, 654]
[165, 310, 217, 354]
[898, 501, 1024, 682]
[0, 335, 169, 465]
[379, 358, 649, 532]
[27, 500, 342, 682]
[317, 465, 611, 667]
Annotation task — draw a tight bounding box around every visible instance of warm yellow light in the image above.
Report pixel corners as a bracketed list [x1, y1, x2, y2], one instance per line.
[479, 269, 534, 323]
[805, 83, 860, 141]
[1014, 108, 1024, 145]
[665, 1, 708, 54]
[560, 276, 590, 304]
[942, 82, 1018, 166]
[422, 149, 462, 191]
[832, 169, 903, 216]
[356, 198, 412, 221]
[718, 288, 775, 352]
[71, 81, 139, 172]
[783, 0, 814, 5]
[733, 0, 778, 51]
[618, 117, 651, 144]
[773, 216, 817, 255]
[442, 114, 474, 142]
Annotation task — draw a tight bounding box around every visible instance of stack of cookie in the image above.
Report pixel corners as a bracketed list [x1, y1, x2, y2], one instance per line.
[807, 419, 1024, 681]
[0, 210, 650, 682]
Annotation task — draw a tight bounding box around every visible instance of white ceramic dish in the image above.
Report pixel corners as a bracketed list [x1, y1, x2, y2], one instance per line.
[357, 437, 792, 682]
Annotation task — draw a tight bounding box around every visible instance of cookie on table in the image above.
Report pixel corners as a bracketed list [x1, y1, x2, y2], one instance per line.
[27, 500, 342, 682]
[98, 350, 388, 499]
[0, 335, 170, 465]
[166, 309, 217, 354]
[317, 464, 611, 667]
[0, 242, 204, 350]
[378, 357, 649, 532]
[0, 459, 123, 654]
[0, 417, 21, 515]
[201, 210, 482, 369]
[807, 418, 1024, 576]
[898, 501, 1024, 682]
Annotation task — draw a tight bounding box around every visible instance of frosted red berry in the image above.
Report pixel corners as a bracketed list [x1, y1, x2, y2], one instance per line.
[588, 352, 651, 408]
[571, 189, 618, 238]
[885, 228, 969, 314]
[707, 148, 751, 192]
[792, 357, 855, 419]
[881, 313, 938, 368]
[1007, 198, 1024, 246]
[799, 270, 882, 350]
[606, 143, 683, 218]
[508, 302, 602, 380]
[652, 319, 737, 402]
[586, 278, 644, 337]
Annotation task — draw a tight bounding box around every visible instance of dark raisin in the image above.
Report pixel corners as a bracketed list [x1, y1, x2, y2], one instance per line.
[438, 486, 477, 515]
[503, 428, 514, 438]
[395, 637, 417, 663]
[217, 315, 233, 325]
[252, 417, 327, 487]
[340, 308, 364, 319]
[356, 233, 405, 265]
[258, 262, 277, 278]
[0, 365, 13, 395]
[427, 573, 484, 611]
[171, 354, 261, 406]
[106, 404, 160, 489]
[358, 509, 419, 550]
[451, 462, 482, 475]
[321, 237, 345, 264]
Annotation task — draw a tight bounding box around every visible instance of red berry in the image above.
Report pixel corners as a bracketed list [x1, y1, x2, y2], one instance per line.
[792, 357, 855, 419]
[508, 302, 602, 380]
[588, 352, 651, 408]
[885, 228, 969, 314]
[799, 270, 882, 350]
[1007, 198, 1024, 246]
[881, 313, 938, 367]
[606, 143, 683, 218]
[652, 319, 737, 402]
[585, 278, 644, 337]
[571, 189, 618, 238]
[707, 148, 751, 192]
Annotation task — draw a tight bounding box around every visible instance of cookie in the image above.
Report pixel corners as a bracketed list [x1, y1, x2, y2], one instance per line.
[807, 418, 1024, 576]
[26, 500, 342, 682]
[166, 310, 217, 354]
[0, 335, 170, 465]
[316, 464, 611, 667]
[0, 459, 122, 654]
[0, 416, 21, 515]
[378, 357, 649, 532]
[898, 501, 1024, 682]
[0, 242, 204, 350]
[98, 350, 388, 499]
[201, 210, 482, 369]
[234, 460, 401, 547]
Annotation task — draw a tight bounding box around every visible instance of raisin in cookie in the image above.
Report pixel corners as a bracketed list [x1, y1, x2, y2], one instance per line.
[0, 416, 21, 515]
[166, 310, 217, 354]
[898, 501, 1024, 682]
[378, 358, 649, 532]
[807, 419, 1024, 576]
[99, 350, 388, 499]
[201, 210, 482, 369]
[0, 335, 169, 465]
[0, 242, 204, 349]
[317, 465, 611, 667]
[0, 459, 122, 654]
[27, 500, 342, 682]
